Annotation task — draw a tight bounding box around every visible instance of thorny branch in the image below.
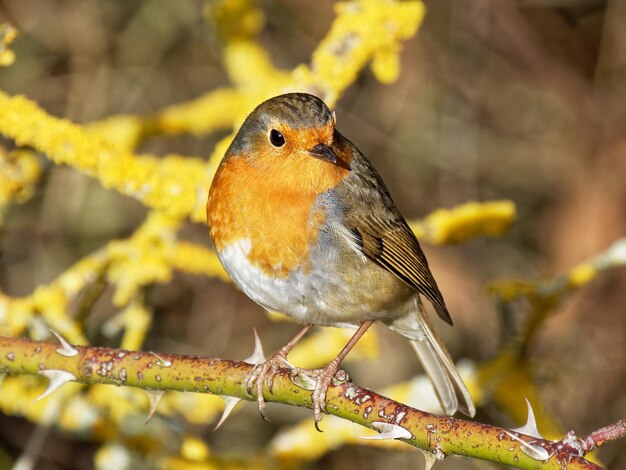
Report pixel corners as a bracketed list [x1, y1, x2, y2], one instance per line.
[0, 335, 619, 469]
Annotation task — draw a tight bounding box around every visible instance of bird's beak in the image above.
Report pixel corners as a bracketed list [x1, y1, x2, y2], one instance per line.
[307, 143, 338, 164]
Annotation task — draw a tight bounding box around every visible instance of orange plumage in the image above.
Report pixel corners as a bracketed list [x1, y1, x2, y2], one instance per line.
[208, 123, 351, 276]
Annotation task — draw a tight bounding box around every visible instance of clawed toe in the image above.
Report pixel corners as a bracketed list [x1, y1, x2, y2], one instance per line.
[312, 365, 338, 430]
[247, 354, 292, 421]
[288, 361, 341, 431]
[247, 352, 346, 430]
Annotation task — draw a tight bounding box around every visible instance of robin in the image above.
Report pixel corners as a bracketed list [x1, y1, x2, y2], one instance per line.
[207, 92, 475, 427]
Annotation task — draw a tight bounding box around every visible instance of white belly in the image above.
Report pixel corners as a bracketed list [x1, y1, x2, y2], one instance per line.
[217, 239, 311, 322]
[217, 238, 415, 326]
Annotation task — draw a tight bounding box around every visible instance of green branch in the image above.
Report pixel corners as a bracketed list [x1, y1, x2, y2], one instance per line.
[0, 336, 611, 469]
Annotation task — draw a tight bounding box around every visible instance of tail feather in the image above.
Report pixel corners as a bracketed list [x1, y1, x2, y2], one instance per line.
[409, 320, 475, 417]
[388, 300, 475, 417]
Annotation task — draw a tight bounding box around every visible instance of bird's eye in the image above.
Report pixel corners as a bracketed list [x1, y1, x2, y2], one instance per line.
[269, 129, 285, 147]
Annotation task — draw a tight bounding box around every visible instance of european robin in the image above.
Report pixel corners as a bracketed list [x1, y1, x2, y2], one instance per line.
[207, 93, 475, 427]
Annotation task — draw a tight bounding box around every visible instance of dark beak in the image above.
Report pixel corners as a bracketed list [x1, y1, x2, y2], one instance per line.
[308, 143, 337, 164]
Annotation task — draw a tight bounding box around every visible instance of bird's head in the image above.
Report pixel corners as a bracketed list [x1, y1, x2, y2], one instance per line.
[225, 93, 351, 191]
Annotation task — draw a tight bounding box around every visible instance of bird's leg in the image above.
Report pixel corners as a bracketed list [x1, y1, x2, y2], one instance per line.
[246, 324, 313, 421]
[290, 320, 374, 430]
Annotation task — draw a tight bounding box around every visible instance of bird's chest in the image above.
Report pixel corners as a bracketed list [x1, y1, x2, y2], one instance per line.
[209, 188, 324, 276]
[215, 238, 313, 319]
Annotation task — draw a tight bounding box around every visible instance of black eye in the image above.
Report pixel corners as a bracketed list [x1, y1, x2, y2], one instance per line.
[269, 129, 285, 147]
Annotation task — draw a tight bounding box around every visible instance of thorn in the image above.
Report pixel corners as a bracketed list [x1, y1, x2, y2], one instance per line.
[359, 421, 412, 441]
[512, 398, 544, 439]
[145, 390, 165, 424]
[504, 431, 551, 461]
[214, 396, 242, 431]
[49, 329, 79, 357]
[289, 370, 316, 391]
[36, 370, 77, 400]
[152, 353, 172, 368]
[606, 237, 626, 264]
[244, 328, 266, 365]
[419, 450, 438, 470]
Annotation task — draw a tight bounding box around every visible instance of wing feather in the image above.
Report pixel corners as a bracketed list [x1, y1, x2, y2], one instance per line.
[353, 218, 452, 324]
[330, 133, 452, 324]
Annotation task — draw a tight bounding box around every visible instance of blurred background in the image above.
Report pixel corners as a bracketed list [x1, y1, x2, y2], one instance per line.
[0, 0, 625, 468]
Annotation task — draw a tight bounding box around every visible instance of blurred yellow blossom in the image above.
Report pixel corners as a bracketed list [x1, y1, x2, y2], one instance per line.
[0, 23, 17, 67]
[411, 200, 517, 245]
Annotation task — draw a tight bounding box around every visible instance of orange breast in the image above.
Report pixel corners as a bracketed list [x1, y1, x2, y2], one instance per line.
[207, 154, 349, 277]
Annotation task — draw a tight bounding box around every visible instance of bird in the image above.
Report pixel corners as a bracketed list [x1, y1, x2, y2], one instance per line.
[206, 92, 475, 428]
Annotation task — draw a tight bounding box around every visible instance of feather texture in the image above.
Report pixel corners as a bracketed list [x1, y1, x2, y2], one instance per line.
[331, 132, 452, 324]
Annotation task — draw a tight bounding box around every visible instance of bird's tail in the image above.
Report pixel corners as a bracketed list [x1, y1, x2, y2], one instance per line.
[388, 300, 475, 417]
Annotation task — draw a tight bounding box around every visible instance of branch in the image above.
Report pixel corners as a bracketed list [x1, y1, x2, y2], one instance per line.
[577, 421, 626, 453]
[490, 237, 626, 344]
[0, 336, 611, 469]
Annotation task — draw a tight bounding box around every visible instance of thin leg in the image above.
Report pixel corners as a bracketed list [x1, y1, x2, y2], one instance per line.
[247, 324, 313, 421]
[277, 324, 313, 358]
[266, 323, 313, 392]
[332, 320, 374, 366]
[291, 320, 375, 430]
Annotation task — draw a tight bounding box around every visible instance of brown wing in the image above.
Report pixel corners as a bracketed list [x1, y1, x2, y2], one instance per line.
[352, 216, 453, 325]
[331, 132, 452, 324]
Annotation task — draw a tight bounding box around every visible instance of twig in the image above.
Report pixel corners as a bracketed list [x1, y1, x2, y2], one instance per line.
[578, 420, 626, 453]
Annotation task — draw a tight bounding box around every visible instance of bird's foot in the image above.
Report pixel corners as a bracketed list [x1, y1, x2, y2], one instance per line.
[247, 353, 348, 430]
[290, 359, 346, 431]
[246, 353, 292, 421]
